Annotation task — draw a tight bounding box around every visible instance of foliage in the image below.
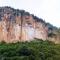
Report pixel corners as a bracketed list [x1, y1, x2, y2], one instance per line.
[0, 39, 60, 60]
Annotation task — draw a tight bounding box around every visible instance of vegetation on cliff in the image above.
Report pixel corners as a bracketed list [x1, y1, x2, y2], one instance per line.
[0, 6, 59, 60]
[0, 6, 60, 43]
[0, 39, 60, 60]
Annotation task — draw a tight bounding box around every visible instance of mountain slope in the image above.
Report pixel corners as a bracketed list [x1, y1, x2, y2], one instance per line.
[0, 6, 59, 43]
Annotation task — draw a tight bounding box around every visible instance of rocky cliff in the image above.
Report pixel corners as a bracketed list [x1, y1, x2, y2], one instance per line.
[0, 6, 59, 43]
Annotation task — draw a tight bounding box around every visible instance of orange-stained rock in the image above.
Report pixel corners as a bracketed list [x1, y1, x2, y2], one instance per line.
[0, 14, 48, 43]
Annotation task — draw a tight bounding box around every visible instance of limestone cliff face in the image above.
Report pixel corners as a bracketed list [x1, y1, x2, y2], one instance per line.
[0, 7, 48, 43]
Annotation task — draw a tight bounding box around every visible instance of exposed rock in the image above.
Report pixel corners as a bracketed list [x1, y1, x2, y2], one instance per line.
[0, 6, 54, 43]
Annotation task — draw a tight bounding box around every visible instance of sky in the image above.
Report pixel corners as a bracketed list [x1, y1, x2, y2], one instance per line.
[0, 0, 60, 27]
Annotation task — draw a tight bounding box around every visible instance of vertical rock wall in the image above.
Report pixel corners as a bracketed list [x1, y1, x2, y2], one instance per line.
[0, 7, 48, 43]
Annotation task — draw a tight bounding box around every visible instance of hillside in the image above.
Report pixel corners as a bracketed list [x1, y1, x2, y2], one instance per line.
[0, 6, 59, 43]
[0, 39, 60, 60]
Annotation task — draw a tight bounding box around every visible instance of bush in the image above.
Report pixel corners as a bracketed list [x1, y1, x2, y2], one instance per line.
[0, 40, 59, 60]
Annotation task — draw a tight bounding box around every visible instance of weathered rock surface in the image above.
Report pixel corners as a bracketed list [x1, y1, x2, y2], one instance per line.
[0, 6, 49, 43]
